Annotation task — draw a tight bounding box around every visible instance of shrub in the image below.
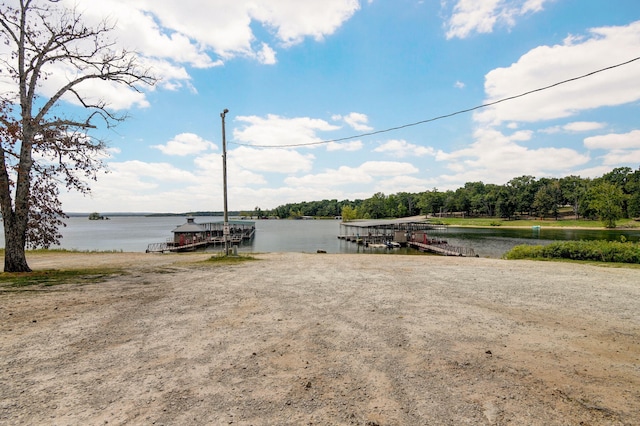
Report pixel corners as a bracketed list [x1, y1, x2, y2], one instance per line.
[504, 240, 640, 264]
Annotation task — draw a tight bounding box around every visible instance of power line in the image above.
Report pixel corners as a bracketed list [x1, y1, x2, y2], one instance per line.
[229, 56, 640, 148]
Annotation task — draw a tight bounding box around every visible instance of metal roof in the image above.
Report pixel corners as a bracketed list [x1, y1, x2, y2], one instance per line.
[172, 222, 205, 233]
[172, 218, 255, 233]
[341, 218, 430, 228]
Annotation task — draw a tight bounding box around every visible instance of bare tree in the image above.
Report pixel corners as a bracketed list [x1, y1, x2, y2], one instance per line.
[0, 0, 155, 272]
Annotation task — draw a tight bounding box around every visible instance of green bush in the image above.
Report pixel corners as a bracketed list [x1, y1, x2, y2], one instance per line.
[504, 240, 640, 263]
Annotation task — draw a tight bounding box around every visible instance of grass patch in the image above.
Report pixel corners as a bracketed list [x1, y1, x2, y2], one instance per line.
[204, 253, 259, 265]
[503, 240, 640, 264]
[433, 217, 640, 229]
[0, 267, 123, 289]
[26, 248, 124, 254]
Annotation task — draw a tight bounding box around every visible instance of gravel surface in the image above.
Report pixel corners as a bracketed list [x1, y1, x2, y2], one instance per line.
[1, 252, 639, 425]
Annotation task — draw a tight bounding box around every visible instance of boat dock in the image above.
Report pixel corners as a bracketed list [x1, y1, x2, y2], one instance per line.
[339, 218, 476, 257]
[339, 218, 446, 244]
[146, 218, 255, 253]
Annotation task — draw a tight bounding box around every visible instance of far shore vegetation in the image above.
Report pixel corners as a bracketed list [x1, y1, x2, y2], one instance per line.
[266, 167, 640, 230]
[428, 216, 640, 229]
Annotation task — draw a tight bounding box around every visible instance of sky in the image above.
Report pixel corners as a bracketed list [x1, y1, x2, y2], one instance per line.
[5, 0, 640, 213]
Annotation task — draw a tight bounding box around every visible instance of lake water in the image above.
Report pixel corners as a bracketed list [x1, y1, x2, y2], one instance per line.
[1, 216, 639, 258]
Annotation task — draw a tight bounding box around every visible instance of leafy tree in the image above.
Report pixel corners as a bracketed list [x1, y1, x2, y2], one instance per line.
[0, 1, 155, 271]
[508, 175, 538, 216]
[532, 179, 561, 219]
[559, 175, 588, 219]
[417, 188, 445, 216]
[602, 167, 632, 216]
[496, 185, 517, 219]
[360, 192, 387, 219]
[483, 184, 501, 217]
[626, 168, 640, 218]
[589, 181, 625, 228]
[341, 205, 358, 222]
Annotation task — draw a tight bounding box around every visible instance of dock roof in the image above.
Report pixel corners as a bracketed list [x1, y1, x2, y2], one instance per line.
[341, 218, 430, 228]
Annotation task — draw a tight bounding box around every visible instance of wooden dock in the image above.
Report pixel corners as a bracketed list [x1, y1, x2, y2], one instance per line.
[408, 241, 476, 257]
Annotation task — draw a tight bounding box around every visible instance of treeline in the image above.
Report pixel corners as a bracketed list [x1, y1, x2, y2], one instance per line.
[267, 166, 640, 228]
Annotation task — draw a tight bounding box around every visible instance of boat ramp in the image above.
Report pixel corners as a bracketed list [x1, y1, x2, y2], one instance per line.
[146, 217, 255, 253]
[339, 218, 476, 257]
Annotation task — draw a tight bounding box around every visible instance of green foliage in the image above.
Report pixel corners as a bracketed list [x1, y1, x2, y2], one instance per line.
[341, 205, 358, 222]
[504, 240, 640, 264]
[589, 181, 625, 228]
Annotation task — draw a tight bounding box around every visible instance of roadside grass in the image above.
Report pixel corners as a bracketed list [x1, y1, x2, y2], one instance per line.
[0, 267, 124, 289]
[25, 248, 124, 254]
[431, 217, 640, 229]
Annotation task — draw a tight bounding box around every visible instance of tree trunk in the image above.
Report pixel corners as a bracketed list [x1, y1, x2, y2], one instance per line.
[3, 213, 31, 272]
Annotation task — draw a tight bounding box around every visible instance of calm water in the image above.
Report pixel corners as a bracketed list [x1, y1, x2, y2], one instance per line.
[1, 216, 639, 258]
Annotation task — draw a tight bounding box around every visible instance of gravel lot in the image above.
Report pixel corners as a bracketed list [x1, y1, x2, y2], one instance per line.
[1, 251, 639, 425]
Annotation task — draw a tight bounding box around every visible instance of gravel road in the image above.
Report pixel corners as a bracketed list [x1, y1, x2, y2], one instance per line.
[1, 252, 639, 425]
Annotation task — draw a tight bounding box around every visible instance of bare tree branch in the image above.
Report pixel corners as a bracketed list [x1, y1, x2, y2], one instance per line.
[0, 0, 157, 271]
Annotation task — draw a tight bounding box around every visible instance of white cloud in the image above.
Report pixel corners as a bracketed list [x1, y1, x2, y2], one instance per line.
[563, 121, 607, 132]
[326, 141, 363, 152]
[445, 0, 552, 39]
[542, 121, 607, 134]
[374, 139, 435, 158]
[584, 129, 640, 150]
[230, 146, 315, 173]
[600, 149, 640, 166]
[436, 127, 590, 186]
[334, 112, 374, 131]
[377, 175, 436, 194]
[249, 0, 361, 46]
[257, 43, 277, 65]
[285, 166, 373, 188]
[475, 20, 640, 125]
[454, 80, 465, 89]
[152, 133, 216, 156]
[233, 114, 340, 147]
[359, 161, 419, 176]
[109, 160, 199, 183]
[31, 0, 360, 111]
[83, 0, 359, 59]
[284, 160, 419, 189]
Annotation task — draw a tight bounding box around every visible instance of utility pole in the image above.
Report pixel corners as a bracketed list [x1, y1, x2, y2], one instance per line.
[221, 108, 229, 255]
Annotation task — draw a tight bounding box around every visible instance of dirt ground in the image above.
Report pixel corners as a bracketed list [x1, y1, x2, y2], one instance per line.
[1, 251, 639, 425]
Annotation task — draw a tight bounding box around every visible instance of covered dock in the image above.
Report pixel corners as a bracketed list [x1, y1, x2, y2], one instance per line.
[339, 217, 476, 257]
[339, 218, 446, 245]
[146, 218, 255, 253]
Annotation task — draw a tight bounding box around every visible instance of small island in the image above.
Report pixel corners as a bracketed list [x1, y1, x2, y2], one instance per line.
[88, 212, 109, 220]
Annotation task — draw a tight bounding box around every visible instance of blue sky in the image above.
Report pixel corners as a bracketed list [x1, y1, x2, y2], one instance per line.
[10, 0, 640, 213]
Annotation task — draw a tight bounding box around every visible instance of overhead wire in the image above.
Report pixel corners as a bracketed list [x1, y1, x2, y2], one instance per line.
[229, 55, 640, 148]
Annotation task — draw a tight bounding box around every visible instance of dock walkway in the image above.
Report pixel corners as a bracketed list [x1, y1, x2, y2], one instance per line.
[408, 241, 476, 257]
